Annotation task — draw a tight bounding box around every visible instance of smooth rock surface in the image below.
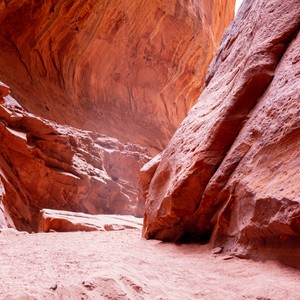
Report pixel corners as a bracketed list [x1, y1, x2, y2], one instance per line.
[38, 209, 142, 233]
[0, 0, 234, 154]
[143, 0, 300, 265]
[0, 83, 149, 232]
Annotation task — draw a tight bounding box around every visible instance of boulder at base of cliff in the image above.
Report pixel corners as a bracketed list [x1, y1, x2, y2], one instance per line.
[38, 209, 142, 233]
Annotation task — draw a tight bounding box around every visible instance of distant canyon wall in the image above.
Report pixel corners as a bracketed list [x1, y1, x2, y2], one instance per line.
[0, 83, 149, 232]
[0, 0, 234, 154]
[143, 0, 300, 266]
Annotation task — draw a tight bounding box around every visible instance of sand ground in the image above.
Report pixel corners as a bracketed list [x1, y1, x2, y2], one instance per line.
[0, 225, 299, 300]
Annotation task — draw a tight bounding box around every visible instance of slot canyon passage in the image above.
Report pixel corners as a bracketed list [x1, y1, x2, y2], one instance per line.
[0, 0, 300, 299]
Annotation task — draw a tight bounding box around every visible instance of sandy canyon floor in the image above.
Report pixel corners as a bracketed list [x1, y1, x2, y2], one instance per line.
[0, 220, 300, 300]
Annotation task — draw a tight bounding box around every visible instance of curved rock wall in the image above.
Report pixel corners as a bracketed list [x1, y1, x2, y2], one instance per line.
[142, 0, 300, 265]
[0, 0, 234, 154]
[0, 83, 149, 232]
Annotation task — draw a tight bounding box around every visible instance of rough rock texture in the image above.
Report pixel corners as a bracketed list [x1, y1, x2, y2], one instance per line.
[0, 84, 149, 232]
[38, 209, 142, 232]
[0, 0, 234, 154]
[143, 0, 300, 265]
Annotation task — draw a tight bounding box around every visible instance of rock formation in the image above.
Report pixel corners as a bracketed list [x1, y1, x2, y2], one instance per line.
[38, 209, 142, 232]
[0, 83, 149, 232]
[0, 0, 234, 154]
[143, 0, 300, 265]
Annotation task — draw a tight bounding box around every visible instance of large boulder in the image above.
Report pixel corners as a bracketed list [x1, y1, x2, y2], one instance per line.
[142, 0, 300, 265]
[0, 83, 149, 232]
[0, 0, 234, 154]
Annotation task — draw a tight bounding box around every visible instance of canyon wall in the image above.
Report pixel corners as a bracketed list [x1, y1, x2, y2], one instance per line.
[143, 0, 300, 265]
[0, 83, 149, 232]
[0, 0, 234, 154]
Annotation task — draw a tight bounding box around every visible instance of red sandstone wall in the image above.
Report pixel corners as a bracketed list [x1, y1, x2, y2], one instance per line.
[0, 0, 234, 154]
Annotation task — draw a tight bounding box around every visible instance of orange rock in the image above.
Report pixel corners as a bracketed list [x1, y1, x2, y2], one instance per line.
[0, 86, 149, 232]
[0, 0, 234, 154]
[143, 0, 300, 264]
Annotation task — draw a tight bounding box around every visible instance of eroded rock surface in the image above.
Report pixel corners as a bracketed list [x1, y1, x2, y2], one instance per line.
[0, 84, 149, 232]
[38, 209, 142, 232]
[143, 0, 300, 264]
[0, 0, 234, 154]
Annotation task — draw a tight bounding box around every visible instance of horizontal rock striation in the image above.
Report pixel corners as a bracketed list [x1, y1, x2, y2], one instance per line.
[0, 83, 149, 232]
[0, 0, 234, 154]
[143, 0, 300, 265]
[38, 209, 142, 233]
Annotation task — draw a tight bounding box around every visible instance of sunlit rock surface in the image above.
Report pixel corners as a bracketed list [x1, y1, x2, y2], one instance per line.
[143, 0, 300, 265]
[0, 84, 149, 232]
[38, 209, 142, 232]
[0, 0, 234, 154]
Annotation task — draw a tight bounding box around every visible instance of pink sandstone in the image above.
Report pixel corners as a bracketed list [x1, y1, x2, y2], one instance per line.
[142, 0, 300, 266]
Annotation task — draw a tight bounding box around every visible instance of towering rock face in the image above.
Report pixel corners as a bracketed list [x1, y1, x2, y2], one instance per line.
[143, 0, 300, 264]
[0, 83, 149, 232]
[0, 0, 234, 154]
